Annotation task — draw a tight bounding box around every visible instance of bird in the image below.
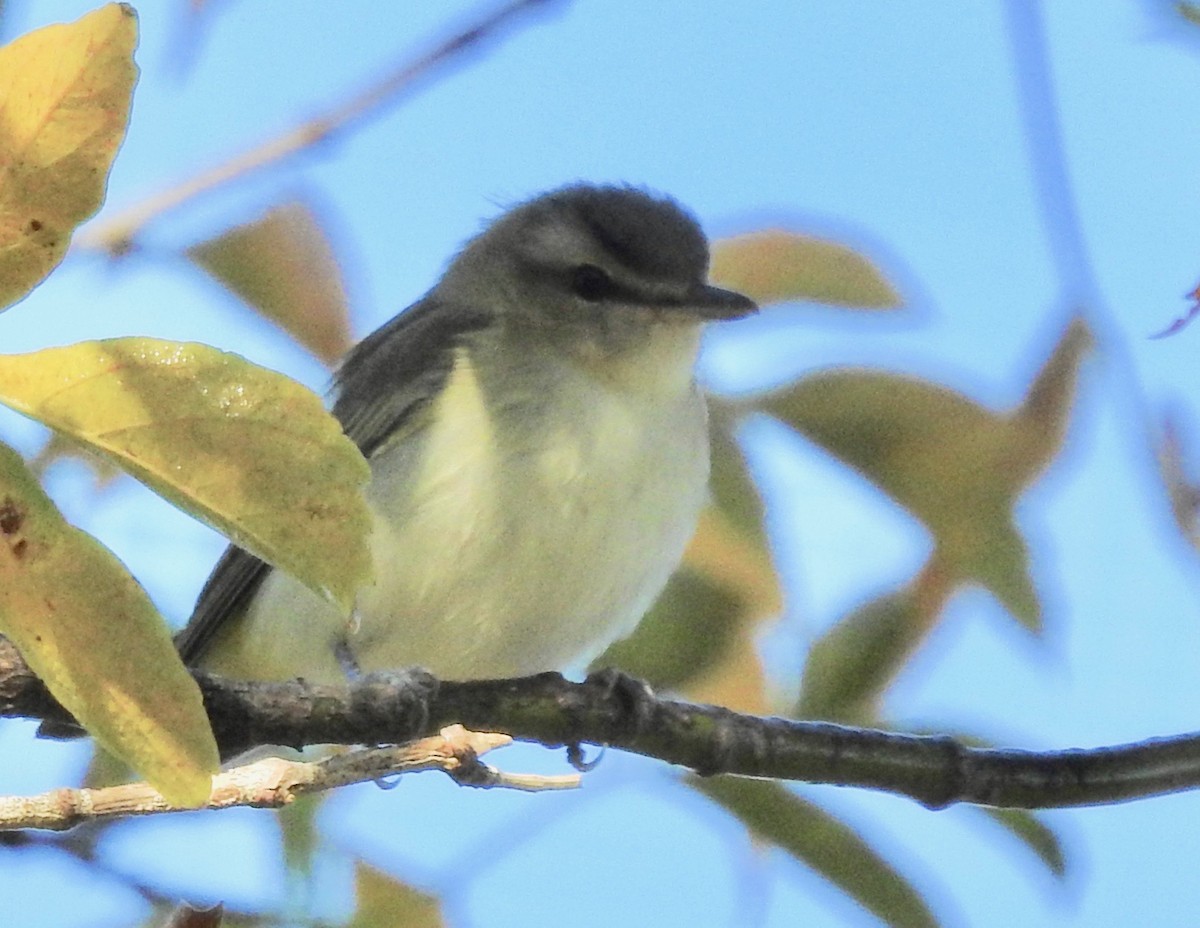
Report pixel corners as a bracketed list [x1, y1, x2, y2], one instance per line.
[175, 183, 757, 685]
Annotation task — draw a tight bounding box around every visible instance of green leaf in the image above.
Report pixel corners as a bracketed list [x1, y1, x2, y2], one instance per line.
[0, 4, 139, 308]
[707, 400, 770, 552]
[751, 320, 1089, 632]
[0, 339, 372, 611]
[188, 201, 353, 366]
[710, 230, 901, 309]
[981, 807, 1067, 879]
[798, 587, 927, 723]
[0, 440, 216, 806]
[595, 566, 742, 688]
[278, 793, 323, 881]
[349, 861, 444, 928]
[757, 366, 1040, 628]
[697, 777, 938, 928]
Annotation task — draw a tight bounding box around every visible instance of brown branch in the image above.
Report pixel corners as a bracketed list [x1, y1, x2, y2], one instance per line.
[0, 725, 578, 832]
[5, 636, 1200, 814]
[77, 0, 564, 255]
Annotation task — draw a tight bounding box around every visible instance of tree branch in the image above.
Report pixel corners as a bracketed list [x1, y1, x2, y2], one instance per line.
[4, 636, 1200, 813]
[0, 725, 577, 832]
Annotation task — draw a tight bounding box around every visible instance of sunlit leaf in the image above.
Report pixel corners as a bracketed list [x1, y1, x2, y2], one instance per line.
[0, 339, 372, 610]
[349, 861, 444, 928]
[697, 777, 938, 928]
[188, 201, 353, 365]
[0, 4, 138, 308]
[710, 230, 900, 309]
[0, 441, 216, 806]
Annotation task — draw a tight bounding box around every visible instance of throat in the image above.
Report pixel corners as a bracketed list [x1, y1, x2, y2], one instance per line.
[575, 322, 704, 397]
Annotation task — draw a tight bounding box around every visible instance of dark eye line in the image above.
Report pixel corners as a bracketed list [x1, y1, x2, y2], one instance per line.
[570, 263, 619, 302]
[563, 262, 690, 308]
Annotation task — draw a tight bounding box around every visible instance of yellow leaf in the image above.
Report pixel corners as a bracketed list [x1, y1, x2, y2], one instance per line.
[0, 4, 138, 309]
[678, 509, 782, 713]
[350, 862, 444, 928]
[0, 339, 372, 611]
[710, 230, 901, 310]
[188, 201, 353, 366]
[0, 441, 216, 806]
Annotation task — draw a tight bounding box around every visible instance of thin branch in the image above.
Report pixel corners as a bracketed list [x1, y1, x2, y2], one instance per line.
[78, 0, 564, 255]
[0, 725, 578, 831]
[4, 637, 1200, 814]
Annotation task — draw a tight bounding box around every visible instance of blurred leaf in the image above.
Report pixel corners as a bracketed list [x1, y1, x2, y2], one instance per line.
[27, 431, 123, 488]
[0, 338, 372, 611]
[349, 861, 444, 928]
[697, 777, 938, 928]
[981, 808, 1067, 879]
[596, 564, 743, 689]
[1007, 318, 1092, 485]
[598, 499, 782, 711]
[710, 230, 901, 309]
[82, 743, 134, 791]
[0, 4, 138, 308]
[188, 201, 353, 365]
[754, 320, 1091, 631]
[278, 793, 322, 881]
[1180, 3, 1200, 26]
[679, 506, 782, 712]
[0, 440, 216, 806]
[759, 366, 1038, 626]
[1155, 412, 1200, 548]
[799, 579, 948, 723]
[708, 400, 770, 551]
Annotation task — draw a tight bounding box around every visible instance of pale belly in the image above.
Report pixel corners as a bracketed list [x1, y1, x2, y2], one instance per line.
[206, 351, 710, 684]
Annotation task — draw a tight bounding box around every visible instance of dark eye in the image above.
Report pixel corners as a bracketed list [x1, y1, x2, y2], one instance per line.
[570, 264, 615, 302]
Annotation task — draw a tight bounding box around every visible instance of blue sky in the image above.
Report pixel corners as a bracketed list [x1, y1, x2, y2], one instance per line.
[3, 1, 1200, 927]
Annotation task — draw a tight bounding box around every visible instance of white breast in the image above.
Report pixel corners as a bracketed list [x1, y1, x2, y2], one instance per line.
[209, 326, 710, 683]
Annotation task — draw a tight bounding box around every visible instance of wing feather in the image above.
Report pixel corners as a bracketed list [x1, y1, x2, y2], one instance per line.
[175, 298, 493, 665]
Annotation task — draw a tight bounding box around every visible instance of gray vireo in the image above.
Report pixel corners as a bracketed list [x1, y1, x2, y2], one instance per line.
[175, 184, 757, 683]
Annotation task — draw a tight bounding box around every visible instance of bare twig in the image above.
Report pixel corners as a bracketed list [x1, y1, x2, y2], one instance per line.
[0, 725, 578, 832]
[79, 0, 563, 254]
